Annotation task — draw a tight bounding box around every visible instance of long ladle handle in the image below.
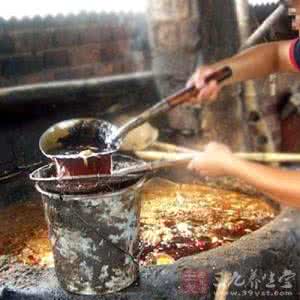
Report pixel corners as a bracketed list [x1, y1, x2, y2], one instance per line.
[112, 66, 232, 142]
[115, 148, 300, 176]
[114, 154, 195, 176]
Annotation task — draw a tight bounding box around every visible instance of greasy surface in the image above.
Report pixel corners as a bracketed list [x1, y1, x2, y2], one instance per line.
[139, 178, 276, 265]
[0, 200, 53, 267]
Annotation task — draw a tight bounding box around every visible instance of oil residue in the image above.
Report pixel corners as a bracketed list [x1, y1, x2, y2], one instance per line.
[139, 178, 277, 266]
[51, 146, 112, 178]
[0, 200, 54, 267]
[0, 178, 277, 268]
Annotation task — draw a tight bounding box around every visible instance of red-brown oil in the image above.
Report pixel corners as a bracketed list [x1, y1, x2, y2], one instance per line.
[138, 178, 277, 265]
[0, 178, 277, 267]
[0, 200, 54, 267]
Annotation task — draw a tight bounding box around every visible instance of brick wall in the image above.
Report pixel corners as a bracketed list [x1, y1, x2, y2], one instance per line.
[0, 13, 151, 87]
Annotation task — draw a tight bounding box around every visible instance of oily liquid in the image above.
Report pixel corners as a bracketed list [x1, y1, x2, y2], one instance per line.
[0, 200, 54, 267]
[138, 179, 276, 266]
[0, 179, 277, 267]
[50, 146, 112, 178]
[54, 119, 116, 154]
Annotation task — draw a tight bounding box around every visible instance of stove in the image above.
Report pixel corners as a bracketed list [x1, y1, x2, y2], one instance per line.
[2, 175, 299, 300]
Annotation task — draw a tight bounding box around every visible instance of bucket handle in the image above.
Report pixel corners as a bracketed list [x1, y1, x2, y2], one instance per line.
[65, 197, 139, 267]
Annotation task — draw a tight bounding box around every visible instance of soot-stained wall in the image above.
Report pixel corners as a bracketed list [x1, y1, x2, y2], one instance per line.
[0, 13, 151, 87]
[0, 12, 153, 202]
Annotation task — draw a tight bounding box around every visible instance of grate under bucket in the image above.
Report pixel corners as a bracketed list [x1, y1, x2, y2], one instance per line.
[30, 154, 146, 194]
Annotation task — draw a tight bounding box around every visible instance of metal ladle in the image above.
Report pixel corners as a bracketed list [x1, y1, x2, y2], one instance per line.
[111, 66, 232, 144]
[39, 66, 232, 175]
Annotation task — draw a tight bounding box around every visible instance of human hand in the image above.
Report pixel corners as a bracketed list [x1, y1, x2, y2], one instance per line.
[188, 142, 236, 177]
[186, 66, 222, 104]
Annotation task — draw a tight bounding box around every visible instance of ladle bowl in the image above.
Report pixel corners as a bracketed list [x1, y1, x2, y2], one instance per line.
[39, 118, 121, 176]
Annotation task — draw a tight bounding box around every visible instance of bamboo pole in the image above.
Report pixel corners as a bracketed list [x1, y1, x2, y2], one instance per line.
[135, 151, 192, 161]
[236, 152, 300, 163]
[240, 3, 287, 50]
[135, 150, 300, 163]
[151, 141, 198, 153]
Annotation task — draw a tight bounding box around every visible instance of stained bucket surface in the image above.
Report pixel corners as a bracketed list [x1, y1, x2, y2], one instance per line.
[35, 177, 145, 295]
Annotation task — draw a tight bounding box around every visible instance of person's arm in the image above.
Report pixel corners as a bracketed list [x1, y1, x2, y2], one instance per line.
[209, 41, 296, 84]
[188, 40, 298, 102]
[229, 157, 300, 209]
[188, 143, 300, 209]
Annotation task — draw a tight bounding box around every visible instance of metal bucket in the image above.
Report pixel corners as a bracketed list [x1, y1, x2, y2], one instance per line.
[35, 176, 145, 295]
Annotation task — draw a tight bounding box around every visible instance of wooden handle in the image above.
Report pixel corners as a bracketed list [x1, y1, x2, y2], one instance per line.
[167, 66, 233, 107]
[113, 67, 232, 142]
[204, 66, 233, 85]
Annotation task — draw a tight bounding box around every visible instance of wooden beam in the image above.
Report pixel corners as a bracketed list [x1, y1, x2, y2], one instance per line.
[0, 71, 154, 105]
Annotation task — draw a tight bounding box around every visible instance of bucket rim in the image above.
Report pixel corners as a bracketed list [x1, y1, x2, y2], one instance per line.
[30, 161, 146, 182]
[35, 176, 146, 199]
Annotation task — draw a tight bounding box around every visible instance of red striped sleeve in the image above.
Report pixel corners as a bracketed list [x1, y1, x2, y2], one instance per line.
[289, 38, 300, 72]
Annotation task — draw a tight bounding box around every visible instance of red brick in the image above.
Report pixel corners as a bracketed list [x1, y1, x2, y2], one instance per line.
[14, 31, 53, 53]
[78, 25, 102, 44]
[0, 34, 15, 55]
[116, 39, 130, 52]
[100, 45, 117, 62]
[114, 57, 132, 74]
[54, 65, 95, 80]
[112, 24, 130, 40]
[78, 24, 115, 44]
[99, 40, 129, 62]
[69, 44, 101, 66]
[0, 13, 149, 86]
[52, 29, 79, 47]
[1, 54, 43, 77]
[0, 75, 11, 87]
[94, 63, 114, 77]
[43, 49, 70, 68]
[20, 73, 45, 85]
[19, 69, 55, 85]
[112, 60, 125, 74]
